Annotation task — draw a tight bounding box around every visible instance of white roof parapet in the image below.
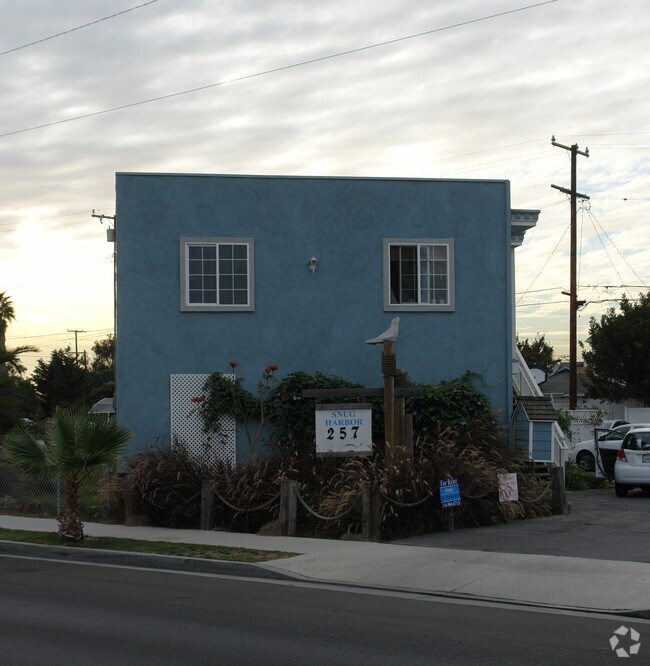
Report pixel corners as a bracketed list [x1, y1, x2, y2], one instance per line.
[511, 208, 540, 247]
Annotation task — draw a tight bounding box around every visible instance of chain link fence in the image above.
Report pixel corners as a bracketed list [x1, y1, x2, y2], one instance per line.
[0, 451, 110, 520]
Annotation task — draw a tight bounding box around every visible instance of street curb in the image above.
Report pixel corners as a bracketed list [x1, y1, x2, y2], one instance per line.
[0, 540, 299, 581]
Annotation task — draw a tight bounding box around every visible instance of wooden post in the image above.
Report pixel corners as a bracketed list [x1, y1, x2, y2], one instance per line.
[383, 341, 395, 469]
[279, 479, 297, 537]
[550, 465, 568, 515]
[404, 413, 414, 460]
[394, 395, 405, 453]
[123, 474, 135, 524]
[362, 483, 381, 542]
[200, 480, 215, 530]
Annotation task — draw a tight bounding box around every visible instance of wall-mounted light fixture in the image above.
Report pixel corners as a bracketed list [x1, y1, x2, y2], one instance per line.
[309, 256, 318, 274]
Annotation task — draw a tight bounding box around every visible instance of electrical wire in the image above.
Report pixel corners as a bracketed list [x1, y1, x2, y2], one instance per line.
[0, 0, 161, 57]
[585, 208, 648, 289]
[516, 221, 570, 304]
[0, 0, 559, 139]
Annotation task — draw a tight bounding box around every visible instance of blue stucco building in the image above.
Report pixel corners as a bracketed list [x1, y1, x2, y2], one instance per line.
[115, 173, 537, 460]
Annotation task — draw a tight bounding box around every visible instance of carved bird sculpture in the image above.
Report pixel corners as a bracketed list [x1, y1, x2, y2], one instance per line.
[366, 317, 400, 344]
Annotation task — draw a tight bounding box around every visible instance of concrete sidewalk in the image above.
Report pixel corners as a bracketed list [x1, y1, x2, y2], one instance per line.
[1, 513, 649, 615]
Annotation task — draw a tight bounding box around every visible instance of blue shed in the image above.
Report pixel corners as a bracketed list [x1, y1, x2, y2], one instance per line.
[513, 397, 559, 462]
[114, 173, 535, 459]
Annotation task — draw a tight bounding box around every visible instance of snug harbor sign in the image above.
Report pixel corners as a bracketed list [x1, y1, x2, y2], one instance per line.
[315, 404, 373, 455]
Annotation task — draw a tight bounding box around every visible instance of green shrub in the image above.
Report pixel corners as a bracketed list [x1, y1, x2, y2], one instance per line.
[564, 460, 610, 490]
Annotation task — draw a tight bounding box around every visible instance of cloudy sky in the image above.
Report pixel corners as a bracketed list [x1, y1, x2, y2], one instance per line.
[1, 0, 649, 373]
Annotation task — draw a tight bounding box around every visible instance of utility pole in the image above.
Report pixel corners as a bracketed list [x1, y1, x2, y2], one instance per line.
[92, 210, 117, 341]
[67, 328, 86, 364]
[551, 136, 589, 410]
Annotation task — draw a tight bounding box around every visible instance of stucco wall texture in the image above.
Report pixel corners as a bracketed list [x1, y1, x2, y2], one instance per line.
[115, 173, 513, 454]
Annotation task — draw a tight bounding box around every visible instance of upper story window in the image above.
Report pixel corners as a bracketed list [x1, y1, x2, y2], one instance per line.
[180, 237, 254, 312]
[383, 238, 454, 312]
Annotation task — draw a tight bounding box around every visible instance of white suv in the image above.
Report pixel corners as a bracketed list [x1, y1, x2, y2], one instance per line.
[614, 427, 650, 497]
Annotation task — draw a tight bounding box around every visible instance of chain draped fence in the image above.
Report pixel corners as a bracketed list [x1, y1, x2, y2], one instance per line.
[188, 465, 563, 542]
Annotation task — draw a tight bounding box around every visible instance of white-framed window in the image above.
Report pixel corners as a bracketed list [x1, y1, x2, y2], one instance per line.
[383, 238, 454, 311]
[180, 237, 255, 312]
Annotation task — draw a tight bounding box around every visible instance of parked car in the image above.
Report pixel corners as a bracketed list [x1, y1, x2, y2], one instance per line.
[601, 419, 629, 431]
[567, 423, 633, 472]
[567, 422, 650, 473]
[614, 427, 650, 497]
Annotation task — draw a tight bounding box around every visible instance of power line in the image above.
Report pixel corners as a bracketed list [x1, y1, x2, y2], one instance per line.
[0, 0, 161, 57]
[0, 0, 559, 139]
[516, 222, 571, 304]
[585, 208, 648, 289]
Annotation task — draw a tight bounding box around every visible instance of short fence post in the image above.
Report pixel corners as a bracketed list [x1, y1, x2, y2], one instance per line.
[200, 480, 215, 530]
[550, 465, 568, 515]
[362, 483, 381, 542]
[279, 479, 297, 537]
[123, 474, 136, 524]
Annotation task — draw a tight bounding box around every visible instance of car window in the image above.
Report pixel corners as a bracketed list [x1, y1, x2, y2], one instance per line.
[600, 425, 630, 441]
[635, 435, 650, 450]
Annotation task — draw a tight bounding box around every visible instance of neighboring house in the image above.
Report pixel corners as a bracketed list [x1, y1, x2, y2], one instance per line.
[115, 173, 539, 461]
[539, 363, 590, 410]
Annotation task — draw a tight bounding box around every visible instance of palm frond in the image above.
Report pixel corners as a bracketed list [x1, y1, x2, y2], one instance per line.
[49, 407, 132, 479]
[3, 425, 49, 475]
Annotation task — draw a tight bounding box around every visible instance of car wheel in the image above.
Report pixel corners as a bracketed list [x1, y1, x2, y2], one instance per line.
[615, 483, 629, 498]
[576, 451, 595, 472]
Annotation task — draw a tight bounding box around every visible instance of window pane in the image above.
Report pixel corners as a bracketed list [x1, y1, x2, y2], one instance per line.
[189, 260, 202, 275]
[233, 259, 247, 274]
[219, 290, 234, 304]
[188, 246, 202, 260]
[189, 275, 202, 290]
[203, 260, 216, 275]
[233, 290, 248, 305]
[203, 246, 216, 259]
[203, 290, 217, 303]
[233, 244, 247, 259]
[434, 245, 447, 260]
[218, 245, 233, 259]
[220, 276, 233, 289]
[204, 275, 216, 290]
[234, 275, 247, 289]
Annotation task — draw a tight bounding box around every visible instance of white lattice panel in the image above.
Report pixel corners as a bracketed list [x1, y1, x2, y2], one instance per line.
[170, 374, 236, 464]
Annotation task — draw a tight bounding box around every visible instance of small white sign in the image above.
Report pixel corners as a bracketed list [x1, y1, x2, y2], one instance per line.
[315, 404, 372, 455]
[498, 473, 519, 502]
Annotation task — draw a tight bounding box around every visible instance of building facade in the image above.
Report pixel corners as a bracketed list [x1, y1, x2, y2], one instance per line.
[115, 173, 528, 458]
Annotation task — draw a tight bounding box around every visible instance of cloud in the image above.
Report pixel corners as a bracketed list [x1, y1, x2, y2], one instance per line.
[1, 0, 650, 369]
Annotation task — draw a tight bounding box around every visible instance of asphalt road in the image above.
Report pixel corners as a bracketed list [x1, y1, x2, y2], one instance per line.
[0, 553, 647, 665]
[396, 488, 650, 563]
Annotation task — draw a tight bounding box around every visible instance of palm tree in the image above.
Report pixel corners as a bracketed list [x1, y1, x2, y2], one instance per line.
[0, 344, 38, 376]
[0, 346, 39, 432]
[0, 291, 16, 351]
[3, 407, 132, 541]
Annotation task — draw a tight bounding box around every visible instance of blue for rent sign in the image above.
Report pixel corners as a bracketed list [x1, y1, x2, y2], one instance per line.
[439, 477, 462, 509]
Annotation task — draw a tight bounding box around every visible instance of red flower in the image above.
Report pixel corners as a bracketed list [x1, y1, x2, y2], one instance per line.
[191, 396, 205, 403]
[265, 365, 273, 373]
[229, 361, 239, 368]
[271, 364, 279, 371]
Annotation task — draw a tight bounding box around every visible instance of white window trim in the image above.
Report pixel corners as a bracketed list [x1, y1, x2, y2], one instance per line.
[180, 237, 255, 312]
[382, 238, 455, 312]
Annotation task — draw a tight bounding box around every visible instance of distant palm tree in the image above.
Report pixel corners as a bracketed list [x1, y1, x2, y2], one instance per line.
[4, 407, 133, 541]
[0, 291, 16, 351]
[0, 346, 39, 432]
[0, 345, 38, 376]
